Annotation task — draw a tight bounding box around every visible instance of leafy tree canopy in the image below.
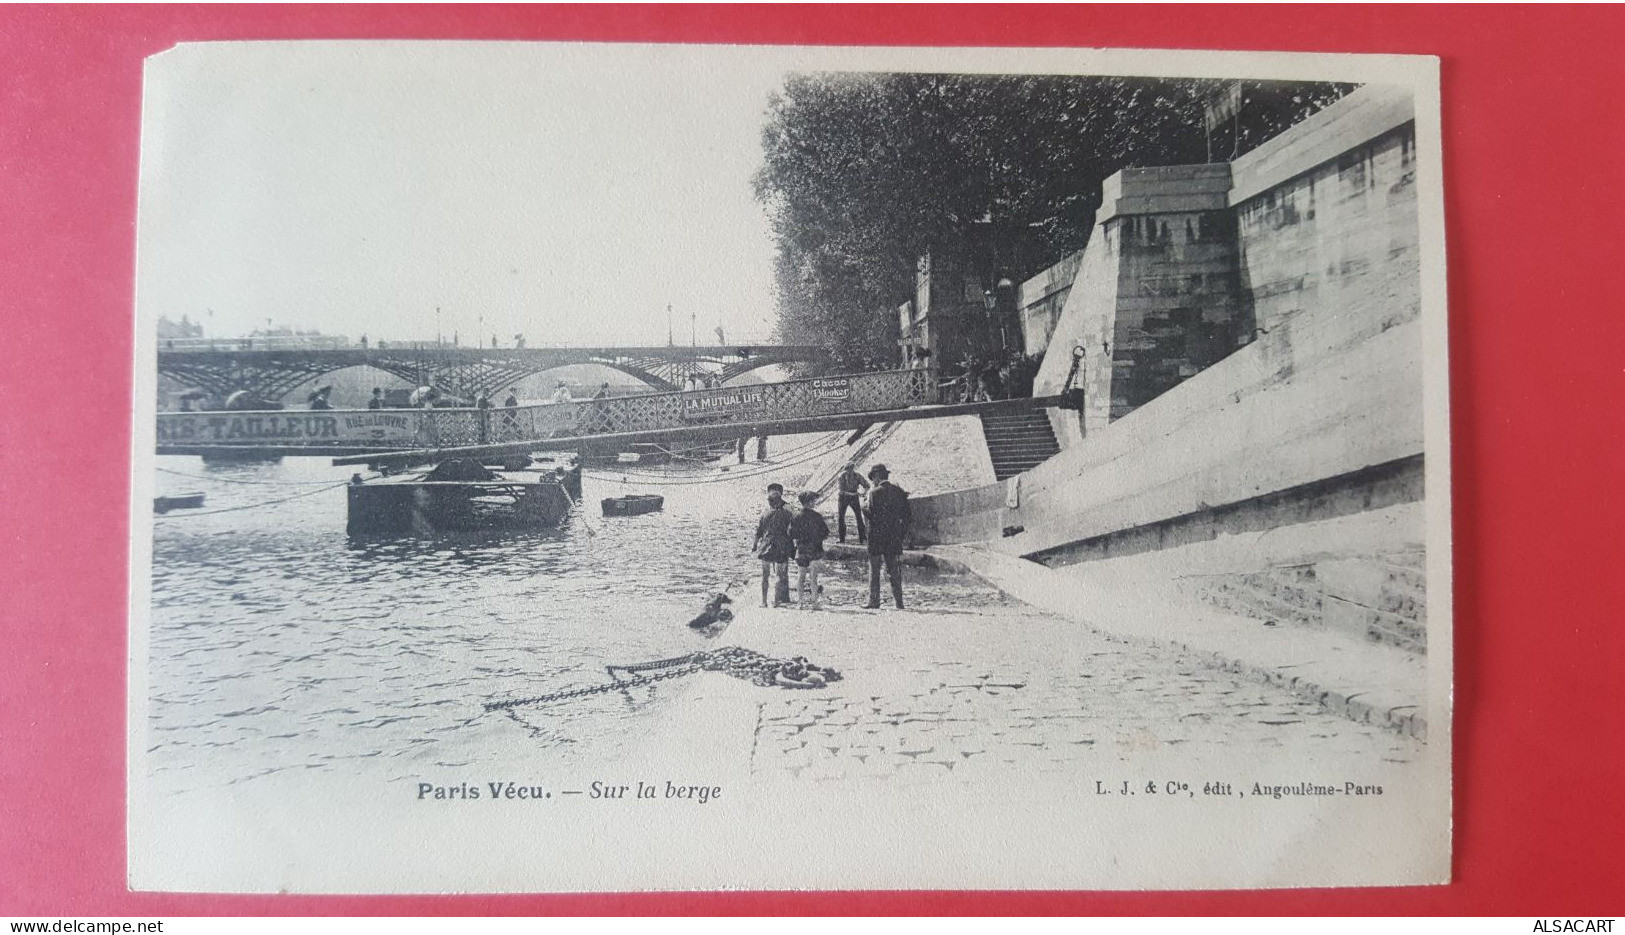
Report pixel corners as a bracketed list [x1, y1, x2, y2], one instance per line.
[755, 72, 1352, 369]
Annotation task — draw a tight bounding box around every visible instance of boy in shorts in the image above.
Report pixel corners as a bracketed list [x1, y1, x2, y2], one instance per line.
[789, 490, 830, 610]
[753, 483, 795, 607]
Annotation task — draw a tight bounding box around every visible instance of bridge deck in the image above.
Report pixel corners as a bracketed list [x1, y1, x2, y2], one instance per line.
[330, 396, 1068, 468]
[158, 368, 1017, 461]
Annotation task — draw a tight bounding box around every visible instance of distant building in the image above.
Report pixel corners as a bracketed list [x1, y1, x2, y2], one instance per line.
[156, 314, 204, 340]
[903, 220, 1049, 371]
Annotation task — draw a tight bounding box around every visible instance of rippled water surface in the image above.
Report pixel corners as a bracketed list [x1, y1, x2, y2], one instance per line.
[146, 449, 1003, 795]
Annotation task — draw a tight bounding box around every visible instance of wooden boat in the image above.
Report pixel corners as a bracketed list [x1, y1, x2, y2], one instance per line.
[201, 449, 284, 464]
[600, 494, 664, 517]
[346, 457, 583, 536]
[154, 492, 206, 514]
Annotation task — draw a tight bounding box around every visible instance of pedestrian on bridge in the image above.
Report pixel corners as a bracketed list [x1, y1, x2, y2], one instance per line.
[500, 387, 520, 440]
[475, 392, 492, 442]
[836, 462, 869, 544]
[863, 464, 911, 611]
[367, 388, 384, 410]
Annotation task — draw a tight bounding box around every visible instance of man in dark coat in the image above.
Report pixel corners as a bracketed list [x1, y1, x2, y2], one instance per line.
[863, 464, 910, 610]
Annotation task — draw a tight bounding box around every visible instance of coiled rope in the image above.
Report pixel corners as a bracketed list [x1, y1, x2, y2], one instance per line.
[583, 431, 846, 482]
[582, 432, 857, 489]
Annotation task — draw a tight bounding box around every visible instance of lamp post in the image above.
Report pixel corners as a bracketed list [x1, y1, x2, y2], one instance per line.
[995, 276, 1015, 351]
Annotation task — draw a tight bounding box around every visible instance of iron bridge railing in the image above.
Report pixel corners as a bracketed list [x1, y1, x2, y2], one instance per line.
[155, 368, 940, 452]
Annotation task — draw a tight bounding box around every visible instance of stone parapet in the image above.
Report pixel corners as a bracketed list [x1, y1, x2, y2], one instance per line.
[1229, 84, 1415, 206]
[1017, 250, 1083, 356]
[1098, 163, 1234, 221]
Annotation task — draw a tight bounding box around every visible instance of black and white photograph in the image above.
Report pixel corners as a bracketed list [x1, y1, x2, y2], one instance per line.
[128, 42, 1451, 892]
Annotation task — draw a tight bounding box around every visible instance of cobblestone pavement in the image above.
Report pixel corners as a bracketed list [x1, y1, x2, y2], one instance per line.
[736, 563, 1424, 785]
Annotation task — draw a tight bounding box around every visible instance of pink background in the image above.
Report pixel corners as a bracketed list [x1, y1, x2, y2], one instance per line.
[2, 4, 1621, 915]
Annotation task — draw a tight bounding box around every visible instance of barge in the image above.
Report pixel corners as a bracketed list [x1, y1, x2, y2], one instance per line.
[346, 456, 583, 536]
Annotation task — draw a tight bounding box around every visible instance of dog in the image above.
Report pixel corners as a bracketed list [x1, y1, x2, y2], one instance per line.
[687, 592, 734, 629]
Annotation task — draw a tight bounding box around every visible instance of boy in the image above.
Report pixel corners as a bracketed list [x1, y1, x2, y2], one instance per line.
[790, 490, 830, 610]
[752, 483, 794, 607]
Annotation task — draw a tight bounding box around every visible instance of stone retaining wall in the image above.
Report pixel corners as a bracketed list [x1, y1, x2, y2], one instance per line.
[913, 84, 1426, 567]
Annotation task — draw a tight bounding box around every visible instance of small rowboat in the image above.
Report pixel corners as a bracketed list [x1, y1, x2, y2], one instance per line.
[154, 492, 206, 514]
[601, 494, 664, 517]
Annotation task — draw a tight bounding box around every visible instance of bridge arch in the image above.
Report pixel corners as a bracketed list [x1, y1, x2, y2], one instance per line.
[157, 345, 829, 402]
[715, 355, 805, 385]
[464, 360, 682, 396]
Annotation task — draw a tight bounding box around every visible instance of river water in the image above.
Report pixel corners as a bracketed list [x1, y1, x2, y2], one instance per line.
[144, 442, 1009, 797]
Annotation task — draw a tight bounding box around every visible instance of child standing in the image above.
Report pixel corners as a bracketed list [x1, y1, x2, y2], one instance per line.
[789, 490, 830, 610]
[753, 483, 794, 607]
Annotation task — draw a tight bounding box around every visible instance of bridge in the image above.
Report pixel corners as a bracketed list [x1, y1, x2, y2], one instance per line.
[153, 367, 1081, 464]
[157, 343, 828, 401]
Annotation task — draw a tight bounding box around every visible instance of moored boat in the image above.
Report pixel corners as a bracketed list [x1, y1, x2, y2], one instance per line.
[601, 494, 664, 517]
[154, 492, 207, 514]
[346, 457, 583, 536]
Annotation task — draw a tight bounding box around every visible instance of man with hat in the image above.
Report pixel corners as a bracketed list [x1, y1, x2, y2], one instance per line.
[862, 464, 911, 610]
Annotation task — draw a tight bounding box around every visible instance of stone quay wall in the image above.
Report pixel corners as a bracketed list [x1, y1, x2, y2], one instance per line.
[1016, 249, 1082, 357]
[911, 84, 1427, 568]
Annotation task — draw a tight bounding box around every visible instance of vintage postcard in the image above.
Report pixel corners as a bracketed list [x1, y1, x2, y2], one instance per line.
[128, 41, 1451, 892]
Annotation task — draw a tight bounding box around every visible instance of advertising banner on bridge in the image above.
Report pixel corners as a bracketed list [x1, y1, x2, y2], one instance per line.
[810, 376, 851, 404]
[156, 409, 421, 448]
[678, 386, 770, 422]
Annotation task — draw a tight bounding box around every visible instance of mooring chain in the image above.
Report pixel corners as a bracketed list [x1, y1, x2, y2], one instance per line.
[482, 662, 704, 712]
[606, 652, 705, 675]
[483, 645, 842, 712]
[699, 646, 786, 687]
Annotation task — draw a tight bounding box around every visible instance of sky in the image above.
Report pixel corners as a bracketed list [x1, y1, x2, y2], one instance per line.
[135, 42, 1416, 351]
[137, 42, 792, 347]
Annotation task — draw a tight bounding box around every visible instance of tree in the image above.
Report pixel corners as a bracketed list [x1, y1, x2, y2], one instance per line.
[755, 73, 1353, 368]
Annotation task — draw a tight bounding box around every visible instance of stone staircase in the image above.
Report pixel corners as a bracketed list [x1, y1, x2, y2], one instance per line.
[1186, 549, 1428, 654]
[977, 409, 1062, 481]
